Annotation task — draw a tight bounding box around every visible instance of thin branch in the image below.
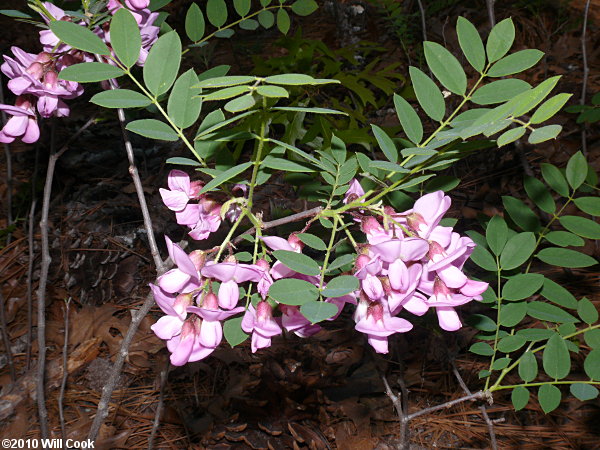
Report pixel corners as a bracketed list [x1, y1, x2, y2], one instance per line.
[381, 373, 409, 449]
[37, 117, 97, 439]
[59, 299, 71, 450]
[0, 289, 16, 383]
[451, 361, 497, 450]
[580, 0, 590, 156]
[148, 361, 169, 450]
[232, 206, 323, 245]
[26, 144, 40, 370]
[406, 391, 488, 421]
[415, 0, 428, 44]
[486, 0, 496, 28]
[0, 82, 13, 244]
[87, 291, 157, 442]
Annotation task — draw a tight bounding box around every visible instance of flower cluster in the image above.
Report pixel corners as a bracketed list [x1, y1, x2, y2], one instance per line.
[349, 182, 488, 353]
[160, 169, 246, 241]
[151, 176, 488, 365]
[0, 1, 158, 144]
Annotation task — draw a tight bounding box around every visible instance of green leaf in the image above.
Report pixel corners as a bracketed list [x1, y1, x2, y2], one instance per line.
[143, 31, 182, 96]
[268, 138, 322, 167]
[491, 357, 511, 370]
[424, 175, 460, 192]
[578, 297, 599, 324]
[544, 231, 584, 247]
[393, 94, 423, 144]
[276, 8, 290, 34]
[206, 0, 227, 27]
[166, 157, 201, 166]
[500, 302, 528, 327]
[111, 8, 141, 68]
[470, 245, 498, 271]
[297, 233, 327, 251]
[223, 316, 248, 347]
[326, 254, 355, 273]
[168, 69, 202, 129]
[126, 119, 179, 141]
[502, 274, 544, 301]
[234, 0, 251, 16]
[469, 342, 494, 356]
[543, 333, 571, 379]
[322, 275, 359, 298]
[291, 0, 318, 16]
[185, 3, 205, 41]
[486, 17, 515, 63]
[274, 106, 345, 114]
[273, 250, 321, 276]
[536, 248, 598, 268]
[203, 85, 250, 101]
[500, 232, 536, 270]
[225, 94, 256, 112]
[50, 20, 110, 55]
[486, 215, 508, 255]
[570, 383, 599, 401]
[369, 161, 409, 173]
[517, 328, 555, 341]
[258, 10, 275, 28]
[149, 0, 173, 10]
[524, 175, 555, 213]
[261, 155, 315, 172]
[300, 301, 338, 323]
[371, 125, 397, 163]
[541, 163, 569, 197]
[531, 93, 572, 124]
[90, 89, 151, 108]
[269, 278, 319, 305]
[239, 18, 259, 30]
[497, 127, 526, 147]
[560, 215, 600, 239]
[512, 76, 561, 117]
[471, 79, 531, 106]
[265, 73, 318, 85]
[519, 351, 538, 382]
[256, 85, 289, 98]
[566, 151, 588, 190]
[574, 197, 600, 216]
[423, 41, 467, 95]
[528, 125, 562, 144]
[502, 196, 540, 232]
[540, 278, 578, 309]
[409, 66, 445, 121]
[466, 314, 497, 332]
[58, 62, 124, 83]
[0, 9, 33, 19]
[456, 16, 485, 72]
[197, 76, 255, 88]
[538, 384, 561, 413]
[400, 147, 437, 157]
[498, 335, 527, 353]
[512, 386, 530, 411]
[585, 349, 600, 380]
[527, 301, 579, 323]
[488, 49, 544, 77]
[200, 161, 253, 193]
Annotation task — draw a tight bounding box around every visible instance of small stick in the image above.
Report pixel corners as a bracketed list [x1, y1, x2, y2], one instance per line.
[232, 206, 323, 245]
[381, 373, 409, 449]
[416, 0, 427, 43]
[451, 360, 497, 450]
[406, 391, 488, 420]
[148, 361, 169, 450]
[0, 289, 16, 383]
[59, 299, 71, 450]
[37, 117, 97, 439]
[486, 0, 496, 28]
[580, 0, 590, 156]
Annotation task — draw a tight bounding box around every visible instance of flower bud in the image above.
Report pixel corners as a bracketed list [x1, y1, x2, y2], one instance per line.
[43, 70, 58, 89]
[433, 276, 451, 297]
[406, 212, 426, 233]
[256, 258, 270, 271]
[26, 62, 44, 79]
[428, 240, 445, 260]
[35, 52, 52, 64]
[188, 250, 206, 272]
[173, 292, 193, 318]
[202, 292, 219, 310]
[287, 234, 304, 252]
[256, 300, 274, 323]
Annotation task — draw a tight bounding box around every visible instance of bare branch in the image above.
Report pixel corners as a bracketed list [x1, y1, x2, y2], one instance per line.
[148, 361, 169, 450]
[580, 0, 591, 155]
[59, 299, 71, 449]
[0, 289, 16, 383]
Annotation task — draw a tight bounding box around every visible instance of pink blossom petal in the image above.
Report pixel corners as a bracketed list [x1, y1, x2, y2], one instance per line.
[168, 332, 195, 366]
[151, 315, 183, 340]
[167, 169, 191, 193]
[217, 280, 239, 310]
[158, 268, 191, 294]
[261, 236, 295, 251]
[198, 320, 222, 348]
[362, 275, 384, 300]
[436, 307, 462, 331]
[149, 283, 177, 316]
[437, 265, 468, 289]
[160, 188, 190, 211]
[460, 279, 488, 297]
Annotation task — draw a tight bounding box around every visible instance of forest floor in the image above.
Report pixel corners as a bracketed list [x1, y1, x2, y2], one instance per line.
[0, 0, 599, 448]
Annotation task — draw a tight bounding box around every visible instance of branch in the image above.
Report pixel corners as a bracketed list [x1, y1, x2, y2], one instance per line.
[580, 0, 590, 156]
[37, 117, 97, 439]
[148, 361, 169, 450]
[58, 299, 71, 448]
[0, 289, 16, 383]
[232, 206, 323, 245]
[406, 391, 489, 421]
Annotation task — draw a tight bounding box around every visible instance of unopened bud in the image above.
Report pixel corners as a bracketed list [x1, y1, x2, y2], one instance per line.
[202, 292, 218, 310]
[188, 250, 206, 272]
[43, 71, 58, 89]
[26, 62, 44, 79]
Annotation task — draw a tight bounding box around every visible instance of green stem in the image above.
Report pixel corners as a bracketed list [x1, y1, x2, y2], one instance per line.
[491, 380, 600, 392]
[484, 257, 503, 391]
[319, 215, 339, 290]
[214, 210, 247, 261]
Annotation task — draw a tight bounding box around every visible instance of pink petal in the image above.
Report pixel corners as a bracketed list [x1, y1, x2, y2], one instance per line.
[388, 259, 409, 291]
[217, 280, 239, 310]
[436, 307, 462, 331]
[362, 275, 384, 300]
[437, 265, 468, 289]
[460, 279, 488, 297]
[149, 283, 177, 316]
[167, 169, 191, 193]
[367, 335, 389, 353]
[198, 320, 222, 348]
[261, 236, 295, 251]
[160, 188, 190, 211]
[22, 118, 40, 143]
[158, 268, 191, 293]
[151, 315, 183, 340]
[168, 333, 195, 366]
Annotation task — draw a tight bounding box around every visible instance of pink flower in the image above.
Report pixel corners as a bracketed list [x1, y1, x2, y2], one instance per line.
[160, 170, 203, 211]
[0, 98, 39, 144]
[157, 236, 202, 293]
[344, 178, 365, 204]
[354, 301, 413, 353]
[187, 292, 244, 348]
[398, 191, 451, 240]
[242, 301, 282, 352]
[201, 262, 263, 309]
[280, 305, 321, 337]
